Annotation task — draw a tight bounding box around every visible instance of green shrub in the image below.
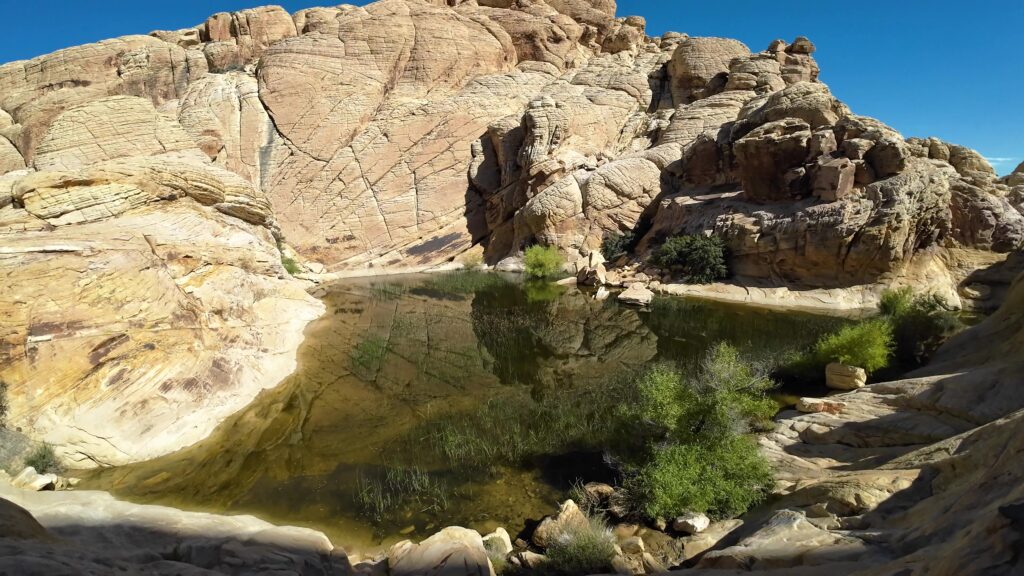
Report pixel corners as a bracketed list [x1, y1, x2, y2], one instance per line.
[542, 516, 617, 576]
[523, 245, 564, 279]
[625, 435, 772, 520]
[879, 287, 914, 317]
[25, 444, 63, 474]
[880, 289, 962, 367]
[653, 235, 729, 284]
[280, 254, 301, 275]
[810, 319, 894, 374]
[600, 231, 635, 261]
[618, 345, 777, 519]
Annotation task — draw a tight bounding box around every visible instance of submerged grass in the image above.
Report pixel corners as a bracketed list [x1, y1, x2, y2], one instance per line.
[420, 270, 510, 296]
[355, 464, 449, 523]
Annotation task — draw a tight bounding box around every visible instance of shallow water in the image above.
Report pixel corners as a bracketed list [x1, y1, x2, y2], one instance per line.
[85, 273, 848, 553]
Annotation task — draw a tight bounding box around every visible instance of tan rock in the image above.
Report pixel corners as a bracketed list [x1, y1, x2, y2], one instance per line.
[825, 363, 867, 390]
[668, 37, 750, 104]
[34, 96, 203, 171]
[389, 526, 495, 576]
[735, 118, 812, 201]
[796, 397, 847, 415]
[618, 283, 654, 306]
[532, 500, 589, 548]
[814, 157, 855, 202]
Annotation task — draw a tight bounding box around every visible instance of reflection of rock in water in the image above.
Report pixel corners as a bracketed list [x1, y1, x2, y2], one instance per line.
[471, 285, 658, 391]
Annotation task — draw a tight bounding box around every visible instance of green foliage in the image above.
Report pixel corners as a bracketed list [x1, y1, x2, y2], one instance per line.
[523, 281, 567, 304]
[541, 516, 618, 576]
[653, 235, 729, 284]
[369, 282, 408, 301]
[617, 344, 776, 519]
[421, 270, 509, 295]
[355, 465, 448, 523]
[600, 231, 635, 261]
[25, 444, 63, 475]
[280, 254, 301, 275]
[350, 335, 389, 380]
[879, 287, 915, 317]
[880, 289, 963, 367]
[523, 245, 564, 279]
[625, 436, 772, 520]
[810, 319, 894, 374]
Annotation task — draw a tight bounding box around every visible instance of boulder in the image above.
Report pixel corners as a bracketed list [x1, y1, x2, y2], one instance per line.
[825, 363, 867, 390]
[672, 512, 711, 535]
[619, 535, 645, 554]
[10, 468, 56, 492]
[482, 527, 513, 557]
[668, 37, 750, 104]
[796, 397, 847, 414]
[577, 263, 608, 286]
[735, 118, 812, 201]
[532, 500, 589, 548]
[389, 527, 495, 576]
[617, 283, 654, 306]
[814, 157, 856, 201]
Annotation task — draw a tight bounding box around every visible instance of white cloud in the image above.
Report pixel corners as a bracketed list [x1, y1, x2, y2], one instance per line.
[984, 157, 1020, 175]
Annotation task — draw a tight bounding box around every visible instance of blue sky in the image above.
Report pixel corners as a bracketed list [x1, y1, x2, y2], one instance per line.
[1, 1, 1019, 174]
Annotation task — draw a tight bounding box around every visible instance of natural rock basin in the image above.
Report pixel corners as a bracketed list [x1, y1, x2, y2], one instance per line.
[83, 273, 849, 553]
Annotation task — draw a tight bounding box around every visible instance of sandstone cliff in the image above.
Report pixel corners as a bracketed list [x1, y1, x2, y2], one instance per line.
[0, 0, 1020, 467]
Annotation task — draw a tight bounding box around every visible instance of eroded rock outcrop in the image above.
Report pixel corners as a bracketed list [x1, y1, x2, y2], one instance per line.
[0, 0, 1018, 481]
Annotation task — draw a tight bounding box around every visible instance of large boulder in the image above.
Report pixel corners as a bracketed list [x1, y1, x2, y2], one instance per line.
[389, 527, 495, 576]
[668, 37, 751, 104]
[734, 118, 812, 202]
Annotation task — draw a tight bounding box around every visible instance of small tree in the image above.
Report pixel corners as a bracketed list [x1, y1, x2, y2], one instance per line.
[524, 245, 564, 279]
[654, 235, 729, 284]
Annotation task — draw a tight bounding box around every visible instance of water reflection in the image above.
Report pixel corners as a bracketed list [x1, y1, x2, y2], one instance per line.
[86, 273, 844, 552]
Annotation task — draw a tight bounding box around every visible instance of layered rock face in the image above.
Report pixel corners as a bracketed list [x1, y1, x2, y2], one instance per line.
[0, 33, 323, 467]
[0, 1, 1019, 461]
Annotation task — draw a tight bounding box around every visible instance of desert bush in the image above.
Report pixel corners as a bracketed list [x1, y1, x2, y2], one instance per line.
[600, 231, 635, 261]
[653, 235, 729, 284]
[879, 286, 915, 317]
[25, 444, 63, 474]
[810, 318, 894, 374]
[541, 516, 618, 576]
[524, 246, 564, 279]
[618, 345, 777, 519]
[880, 288, 962, 366]
[280, 254, 301, 275]
[626, 434, 772, 520]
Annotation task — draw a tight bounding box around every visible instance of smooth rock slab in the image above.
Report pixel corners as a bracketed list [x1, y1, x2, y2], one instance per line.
[618, 283, 654, 306]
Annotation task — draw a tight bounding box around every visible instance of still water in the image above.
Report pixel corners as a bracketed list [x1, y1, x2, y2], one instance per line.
[86, 272, 847, 552]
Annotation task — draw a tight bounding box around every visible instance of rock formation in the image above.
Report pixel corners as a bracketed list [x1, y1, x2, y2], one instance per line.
[0, 2, 1020, 567]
